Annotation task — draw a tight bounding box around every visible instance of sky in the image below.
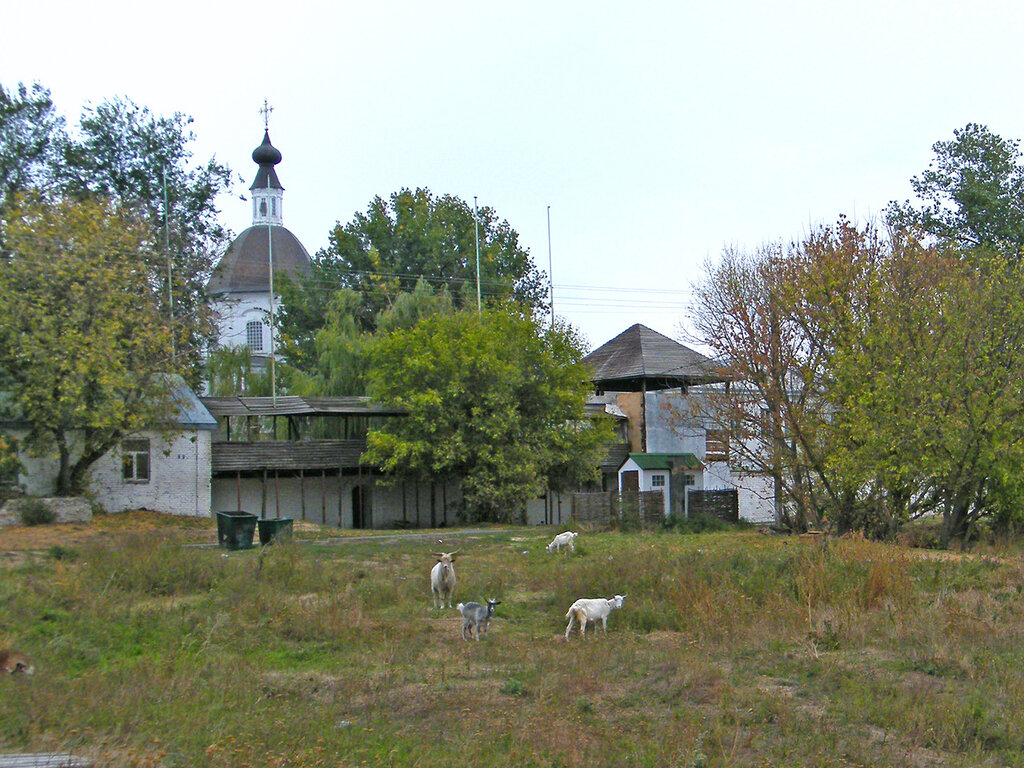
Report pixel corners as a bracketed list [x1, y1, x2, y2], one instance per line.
[2, 0, 1023, 351]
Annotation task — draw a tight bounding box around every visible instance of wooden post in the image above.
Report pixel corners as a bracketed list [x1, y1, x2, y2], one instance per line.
[300, 469, 306, 521]
[274, 470, 280, 518]
[321, 470, 327, 525]
[236, 471, 241, 511]
[260, 470, 267, 518]
[337, 467, 343, 528]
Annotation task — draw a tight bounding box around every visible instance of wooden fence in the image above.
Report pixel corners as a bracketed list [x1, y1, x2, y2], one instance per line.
[569, 490, 665, 529]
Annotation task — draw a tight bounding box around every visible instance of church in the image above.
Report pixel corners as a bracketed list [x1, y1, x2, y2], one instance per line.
[207, 128, 312, 361]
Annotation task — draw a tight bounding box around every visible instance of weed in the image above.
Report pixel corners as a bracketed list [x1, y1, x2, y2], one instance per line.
[501, 678, 525, 696]
[18, 498, 55, 526]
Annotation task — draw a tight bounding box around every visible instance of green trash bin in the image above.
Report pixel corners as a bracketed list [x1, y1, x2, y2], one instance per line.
[216, 511, 258, 550]
[257, 517, 294, 545]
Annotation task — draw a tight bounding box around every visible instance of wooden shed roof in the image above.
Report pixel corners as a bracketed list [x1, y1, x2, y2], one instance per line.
[584, 324, 727, 392]
[201, 396, 406, 418]
[210, 439, 368, 473]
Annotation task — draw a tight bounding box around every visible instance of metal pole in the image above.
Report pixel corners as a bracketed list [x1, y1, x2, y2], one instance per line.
[474, 196, 481, 312]
[268, 221, 277, 404]
[547, 205, 554, 331]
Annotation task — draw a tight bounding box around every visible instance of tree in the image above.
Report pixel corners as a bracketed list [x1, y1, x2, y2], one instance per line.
[0, 82, 63, 213]
[278, 188, 548, 352]
[887, 123, 1024, 253]
[362, 307, 611, 523]
[55, 96, 234, 381]
[692, 219, 1024, 545]
[0, 196, 183, 495]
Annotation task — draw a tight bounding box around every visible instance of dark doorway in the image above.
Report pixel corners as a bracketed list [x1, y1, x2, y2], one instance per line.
[352, 486, 368, 529]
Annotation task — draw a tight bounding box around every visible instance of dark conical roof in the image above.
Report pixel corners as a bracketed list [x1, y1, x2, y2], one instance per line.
[208, 225, 311, 295]
[250, 130, 283, 191]
[583, 324, 726, 392]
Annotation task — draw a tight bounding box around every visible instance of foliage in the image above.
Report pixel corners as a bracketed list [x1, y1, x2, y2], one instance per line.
[692, 219, 1024, 545]
[278, 188, 548, 352]
[0, 196, 182, 495]
[887, 123, 1024, 254]
[0, 82, 63, 213]
[0, 434, 20, 486]
[55, 96, 233, 382]
[18, 498, 55, 526]
[0, 83, 233, 385]
[204, 345, 274, 397]
[363, 308, 611, 522]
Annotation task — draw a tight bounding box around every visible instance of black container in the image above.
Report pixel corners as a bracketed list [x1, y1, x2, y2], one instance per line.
[257, 517, 294, 545]
[216, 511, 258, 550]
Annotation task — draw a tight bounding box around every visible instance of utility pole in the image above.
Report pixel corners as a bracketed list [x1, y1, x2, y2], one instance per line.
[547, 205, 554, 331]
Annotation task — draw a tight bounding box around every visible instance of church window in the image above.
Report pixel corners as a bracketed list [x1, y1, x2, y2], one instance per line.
[271, 198, 276, 216]
[259, 199, 267, 216]
[122, 439, 151, 483]
[246, 321, 264, 352]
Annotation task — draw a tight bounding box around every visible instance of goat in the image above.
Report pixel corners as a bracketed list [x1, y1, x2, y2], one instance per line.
[564, 594, 626, 640]
[546, 531, 579, 553]
[456, 599, 501, 641]
[430, 551, 458, 609]
[0, 649, 34, 675]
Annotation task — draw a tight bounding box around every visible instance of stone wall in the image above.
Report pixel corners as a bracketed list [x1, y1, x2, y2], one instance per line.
[0, 496, 92, 527]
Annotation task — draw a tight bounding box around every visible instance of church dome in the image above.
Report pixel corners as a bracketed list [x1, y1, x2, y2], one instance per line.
[208, 225, 311, 295]
[252, 130, 282, 166]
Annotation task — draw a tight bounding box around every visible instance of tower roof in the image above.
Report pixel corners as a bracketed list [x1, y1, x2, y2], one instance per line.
[583, 324, 726, 391]
[208, 225, 311, 295]
[250, 130, 283, 191]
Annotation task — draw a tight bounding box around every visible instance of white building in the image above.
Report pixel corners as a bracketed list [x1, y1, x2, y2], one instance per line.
[585, 324, 778, 524]
[2, 381, 217, 516]
[207, 130, 311, 360]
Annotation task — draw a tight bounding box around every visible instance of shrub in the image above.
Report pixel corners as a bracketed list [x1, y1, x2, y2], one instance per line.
[19, 499, 55, 526]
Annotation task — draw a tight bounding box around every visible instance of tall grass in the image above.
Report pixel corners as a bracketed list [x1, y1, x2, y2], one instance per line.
[2, 525, 1024, 766]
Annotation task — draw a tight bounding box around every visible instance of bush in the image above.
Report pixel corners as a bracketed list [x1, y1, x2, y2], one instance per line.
[19, 499, 56, 526]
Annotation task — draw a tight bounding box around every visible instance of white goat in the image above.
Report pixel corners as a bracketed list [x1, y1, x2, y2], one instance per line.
[430, 551, 458, 609]
[456, 599, 501, 641]
[564, 594, 626, 640]
[546, 531, 579, 554]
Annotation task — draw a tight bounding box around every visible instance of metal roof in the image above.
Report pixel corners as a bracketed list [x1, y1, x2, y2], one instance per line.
[624, 452, 704, 471]
[200, 396, 407, 418]
[584, 324, 727, 392]
[207, 225, 311, 295]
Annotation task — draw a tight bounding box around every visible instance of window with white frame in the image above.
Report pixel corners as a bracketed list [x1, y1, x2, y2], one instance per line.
[683, 474, 696, 486]
[122, 439, 150, 483]
[651, 473, 666, 488]
[246, 321, 264, 352]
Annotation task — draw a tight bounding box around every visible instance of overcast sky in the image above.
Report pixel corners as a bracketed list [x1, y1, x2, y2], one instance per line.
[2, 1, 1022, 349]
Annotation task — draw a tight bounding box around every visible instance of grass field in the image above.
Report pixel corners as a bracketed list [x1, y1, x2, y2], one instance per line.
[2, 514, 1024, 767]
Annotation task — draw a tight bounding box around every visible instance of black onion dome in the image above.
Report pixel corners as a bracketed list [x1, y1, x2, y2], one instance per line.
[208, 225, 311, 295]
[250, 130, 284, 191]
[252, 130, 282, 165]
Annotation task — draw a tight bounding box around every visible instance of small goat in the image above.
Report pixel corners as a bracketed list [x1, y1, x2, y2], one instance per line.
[430, 551, 458, 609]
[456, 599, 501, 641]
[0, 649, 34, 675]
[546, 531, 579, 553]
[564, 594, 626, 640]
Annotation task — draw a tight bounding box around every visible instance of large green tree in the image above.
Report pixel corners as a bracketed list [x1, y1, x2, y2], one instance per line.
[362, 308, 611, 523]
[0, 85, 234, 382]
[0, 196, 183, 495]
[277, 188, 548, 353]
[0, 82, 63, 213]
[887, 123, 1024, 253]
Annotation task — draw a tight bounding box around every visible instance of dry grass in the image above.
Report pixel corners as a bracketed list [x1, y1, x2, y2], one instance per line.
[3, 516, 1024, 767]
